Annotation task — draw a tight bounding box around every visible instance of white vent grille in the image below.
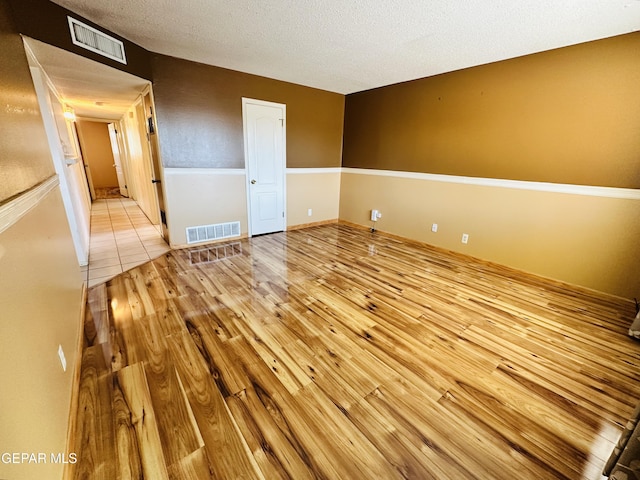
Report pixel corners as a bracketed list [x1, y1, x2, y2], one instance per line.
[67, 16, 127, 64]
[186, 221, 241, 244]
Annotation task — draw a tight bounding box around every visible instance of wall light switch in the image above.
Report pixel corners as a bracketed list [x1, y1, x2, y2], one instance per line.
[431, 223, 438, 233]
[308, 208, 312, 217]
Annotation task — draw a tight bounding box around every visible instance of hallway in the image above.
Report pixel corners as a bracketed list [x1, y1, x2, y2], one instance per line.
[83, 197, 170, 286]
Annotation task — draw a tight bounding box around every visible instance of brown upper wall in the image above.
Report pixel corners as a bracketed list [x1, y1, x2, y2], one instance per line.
[8, 0, 152, 80]
[0, 0, 55, 203]
[151, 54, 344, 169]
[343, 33, 640, 189]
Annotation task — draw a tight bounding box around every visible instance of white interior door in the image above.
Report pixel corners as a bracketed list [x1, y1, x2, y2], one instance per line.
[243, 98, 286, 236]
[108, 123, 128, 197]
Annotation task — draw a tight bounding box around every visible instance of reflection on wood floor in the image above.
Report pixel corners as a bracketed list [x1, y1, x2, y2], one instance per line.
[71, 223, 640, 479]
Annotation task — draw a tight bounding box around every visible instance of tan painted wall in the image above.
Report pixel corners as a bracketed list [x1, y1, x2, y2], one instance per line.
[163, 170, 248, 247]
[287, 171, 341, 227]
[152, 52, 346, 246]
[75, 120, 118, 188]
[339, 171, 640, 299]
[164, 169, 341, 247]
[151, 54, 344, 169]
[0, 4, 83, 477]
[340, 33, 640, 299]
[0, 189, 84, 480]
[343, 33, 640, 189]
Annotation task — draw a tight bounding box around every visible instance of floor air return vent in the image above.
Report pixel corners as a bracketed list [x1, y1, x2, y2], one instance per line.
[186, 221, 241, 244]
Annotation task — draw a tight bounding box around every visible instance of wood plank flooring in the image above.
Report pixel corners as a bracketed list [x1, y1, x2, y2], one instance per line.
[70, 223, 640, 479]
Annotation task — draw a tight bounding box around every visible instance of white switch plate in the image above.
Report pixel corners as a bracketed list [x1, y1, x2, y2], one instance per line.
[58, 344, 67, 372]
[462, 233, 469, 244]
[308, 208, 312, 216]
[431, 223, 438, 233]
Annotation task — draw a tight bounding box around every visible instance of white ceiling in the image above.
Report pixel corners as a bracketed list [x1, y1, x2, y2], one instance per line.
[50, 0, 639, 95]
[24, 37, 149, 120]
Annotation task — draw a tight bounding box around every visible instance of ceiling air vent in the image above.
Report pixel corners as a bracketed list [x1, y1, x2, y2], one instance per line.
[67, 16, 127, 64]
[186, 221, 241, 245]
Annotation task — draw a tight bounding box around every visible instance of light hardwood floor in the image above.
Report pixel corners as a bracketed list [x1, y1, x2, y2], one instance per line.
[71, 223, 640, 479]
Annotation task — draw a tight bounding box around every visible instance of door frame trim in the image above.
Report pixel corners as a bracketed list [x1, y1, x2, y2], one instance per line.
[242, 97, 287, 237]
[107, 122, 128, 197]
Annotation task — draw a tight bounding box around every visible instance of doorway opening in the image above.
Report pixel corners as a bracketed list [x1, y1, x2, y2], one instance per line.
[24, 37, 170, 283]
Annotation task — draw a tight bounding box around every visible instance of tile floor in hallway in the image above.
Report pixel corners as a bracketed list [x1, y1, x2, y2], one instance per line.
[82, 197, 170, 287]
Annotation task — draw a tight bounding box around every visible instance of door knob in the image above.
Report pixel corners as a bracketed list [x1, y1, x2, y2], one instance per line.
[251, 179, 256, 184]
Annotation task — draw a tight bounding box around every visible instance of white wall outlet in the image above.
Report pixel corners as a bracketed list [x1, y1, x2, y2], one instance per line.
[58, 344, 67, 372]
[431, 223, 438, 233]
[461, 233, 469, 244]
[371, 209, 382, 221]
[308, 208, 312, 217]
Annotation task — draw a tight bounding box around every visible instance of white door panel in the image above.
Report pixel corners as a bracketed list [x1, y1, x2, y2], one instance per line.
[244, 99, 286, 236]
[257, 192, 278, 221]
[108, 123, 128, 197]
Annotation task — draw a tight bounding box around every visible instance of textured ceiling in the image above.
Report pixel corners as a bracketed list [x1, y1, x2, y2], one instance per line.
[50, 0, 640, 94]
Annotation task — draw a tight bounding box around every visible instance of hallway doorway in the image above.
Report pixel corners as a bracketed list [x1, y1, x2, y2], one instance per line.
[24, 36, 171, 274]
[76, 119, 121, 200]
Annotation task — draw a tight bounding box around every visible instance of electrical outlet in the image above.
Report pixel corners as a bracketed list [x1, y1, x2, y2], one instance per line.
[308, 208, 312, 217]
[371, 209, 382, 222]
[58, 344, 67, 372]
[431, 223, 438, 233]
[461, 233, 469, 244]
